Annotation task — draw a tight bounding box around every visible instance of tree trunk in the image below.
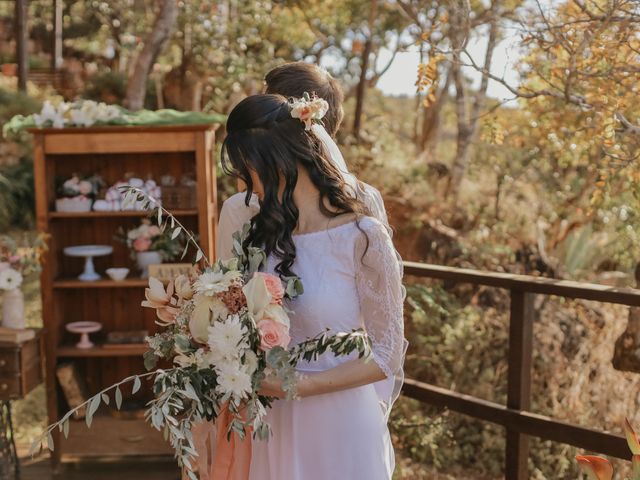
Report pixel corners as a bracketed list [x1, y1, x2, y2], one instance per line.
[125, 0, 178, 111]
[352, 0, 378, 141]
[419, 70, 452, 153]
[15, 0, 28, 92]
[51, 0, 63, 70]
[447, 3, 498, 198]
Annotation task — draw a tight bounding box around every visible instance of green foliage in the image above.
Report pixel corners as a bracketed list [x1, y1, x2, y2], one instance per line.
[391, 283, 508, 475]
[0, 160, 35, 231]
[82, 70, 127, 104]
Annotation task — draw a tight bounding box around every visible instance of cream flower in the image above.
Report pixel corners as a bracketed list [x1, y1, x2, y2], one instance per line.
[174, 274, 194, 300]
[289, 94, 329, 131]
[207, 314, 248, 359]
[263, 303, 290, 328]
[0, 268, 22, 291]
[242, 275, 272, 320]
[215, 361, 252, 400]
[193, 270, 242, 296]
[243, 349, 259, 375]
[189, 295, 229, 343]
[141, 277, 173, 309]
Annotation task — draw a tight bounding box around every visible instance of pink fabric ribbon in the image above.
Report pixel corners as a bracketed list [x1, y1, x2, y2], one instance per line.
[183, 405, 252, 480]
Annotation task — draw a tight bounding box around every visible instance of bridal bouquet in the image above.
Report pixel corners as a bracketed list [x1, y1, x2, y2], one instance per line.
[31, 187, 372, 479]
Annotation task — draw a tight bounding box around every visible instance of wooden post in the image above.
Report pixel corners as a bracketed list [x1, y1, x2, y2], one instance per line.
[51, 0, 63, 70]
[505, 290, 535, 480]
[15, 0, 28, 92]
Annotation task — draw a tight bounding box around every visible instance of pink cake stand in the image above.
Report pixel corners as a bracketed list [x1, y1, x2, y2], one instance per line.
[66, 321, 102, 349]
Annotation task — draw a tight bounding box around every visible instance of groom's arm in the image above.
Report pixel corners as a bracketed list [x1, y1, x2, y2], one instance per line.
[215, 192, 260, 261]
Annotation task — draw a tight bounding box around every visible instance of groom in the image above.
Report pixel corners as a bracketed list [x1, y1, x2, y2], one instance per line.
[187, 62, 395, 480]
[215, 61, 390, 261]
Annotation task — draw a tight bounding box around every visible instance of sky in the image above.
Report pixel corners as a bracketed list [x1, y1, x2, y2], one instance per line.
[375, 31, 523, 100]
[375, 0, 555, 100]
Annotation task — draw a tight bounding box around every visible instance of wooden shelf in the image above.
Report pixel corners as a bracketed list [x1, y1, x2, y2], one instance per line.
[49, 209, 198, 219]
[57, 343, 147, 357]
[60, 412, 174, 459]
[53, 277, 148, 289]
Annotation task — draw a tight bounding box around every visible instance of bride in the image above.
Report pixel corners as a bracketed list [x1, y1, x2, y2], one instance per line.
[204, 92, 407, 480]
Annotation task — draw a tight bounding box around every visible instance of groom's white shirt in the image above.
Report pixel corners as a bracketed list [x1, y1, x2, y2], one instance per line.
[215, 183, 390, 261]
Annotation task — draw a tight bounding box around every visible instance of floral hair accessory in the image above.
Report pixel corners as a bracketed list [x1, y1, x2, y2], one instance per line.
[289, 92, 329, 131]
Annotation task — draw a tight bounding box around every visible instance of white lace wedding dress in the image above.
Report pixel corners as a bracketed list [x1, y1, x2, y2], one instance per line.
[219, 211, 406, 480]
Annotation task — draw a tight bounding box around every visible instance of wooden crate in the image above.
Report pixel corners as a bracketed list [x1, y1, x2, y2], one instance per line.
[29, 124, 219, 467]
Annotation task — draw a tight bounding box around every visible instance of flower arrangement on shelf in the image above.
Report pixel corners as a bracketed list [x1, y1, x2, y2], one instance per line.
[93, 177, 161, 212]
[0, 235, 47, 329]
[35, 100, 123, 129]
[575, 417, 640, 480]
[2, 99, 226, 139]
[119, 218, 183, 278]
[55, 174, 103, 213]
[29, 187, 372, 479]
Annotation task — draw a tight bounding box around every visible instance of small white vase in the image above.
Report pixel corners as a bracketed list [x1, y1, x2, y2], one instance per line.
[2, 288, 25, 329]
[136, 251, 162, 278]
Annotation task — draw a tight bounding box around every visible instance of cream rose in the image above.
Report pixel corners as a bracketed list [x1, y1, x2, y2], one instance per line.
[189, 296, 229, 343]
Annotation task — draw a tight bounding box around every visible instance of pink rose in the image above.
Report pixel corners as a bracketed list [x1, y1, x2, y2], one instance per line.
[148, 226, 161, 237]
[253, 272, 285, 303]
[257, 318, 290, 351]
[133, 236, 152, 252]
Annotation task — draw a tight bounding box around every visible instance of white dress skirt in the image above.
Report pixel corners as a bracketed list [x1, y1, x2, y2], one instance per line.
[246, 216, 407, 480]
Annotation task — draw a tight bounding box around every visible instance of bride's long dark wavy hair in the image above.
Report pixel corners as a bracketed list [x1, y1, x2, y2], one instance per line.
[221, 94, 370, 278]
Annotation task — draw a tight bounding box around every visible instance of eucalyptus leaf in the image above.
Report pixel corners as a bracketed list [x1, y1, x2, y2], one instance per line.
[115, 385, 123, 410]
[132, 376, 141, 394]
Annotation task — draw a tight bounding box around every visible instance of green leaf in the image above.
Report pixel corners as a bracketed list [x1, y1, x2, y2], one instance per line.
[46, 432, 54, 452]
[132, 376, 141, 394]
[86, 394, 101, 427]
[195, 249, 203, 262]
[62, 419, 70, 439]
[172, 227, 182, 240]
[101, 393, 110, 405]
[115, 385, 123, 410]
[28, 438, 41, 456]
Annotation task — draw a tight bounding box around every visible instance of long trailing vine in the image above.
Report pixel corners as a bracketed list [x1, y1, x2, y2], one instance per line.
[119, 186, 210, 267]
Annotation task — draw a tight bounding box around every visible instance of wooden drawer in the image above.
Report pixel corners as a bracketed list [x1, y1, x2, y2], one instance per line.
[0, 350, 20, 374]
[0, 374, 22, 400]
[0, 333, 43, 400]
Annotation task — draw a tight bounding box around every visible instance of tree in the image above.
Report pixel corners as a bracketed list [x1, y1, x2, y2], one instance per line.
[125, 0, 178, 111]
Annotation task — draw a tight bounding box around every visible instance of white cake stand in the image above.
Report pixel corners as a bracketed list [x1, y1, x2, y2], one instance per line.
[63, 245, 113, 281]
[66, 321, 102, 349]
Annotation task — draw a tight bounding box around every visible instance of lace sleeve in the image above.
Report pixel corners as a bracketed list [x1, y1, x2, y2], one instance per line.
[355, 218, 406, 378]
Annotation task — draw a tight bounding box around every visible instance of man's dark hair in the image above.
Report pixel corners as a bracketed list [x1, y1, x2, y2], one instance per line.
[264, 62, 344, 138]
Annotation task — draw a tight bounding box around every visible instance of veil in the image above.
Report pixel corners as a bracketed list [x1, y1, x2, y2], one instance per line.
[310, 123, 408, 421]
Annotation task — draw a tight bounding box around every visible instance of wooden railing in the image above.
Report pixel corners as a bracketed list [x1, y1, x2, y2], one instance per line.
[401, 261, 640, 480]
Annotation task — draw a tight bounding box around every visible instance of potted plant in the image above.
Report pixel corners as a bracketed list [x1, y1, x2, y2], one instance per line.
[0, 235, 46, 329]
[55, 175, 101, 212]
[121, 219, 182, 278]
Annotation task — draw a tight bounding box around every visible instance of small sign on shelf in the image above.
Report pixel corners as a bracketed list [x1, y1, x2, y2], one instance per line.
[147, 263, 195, 284]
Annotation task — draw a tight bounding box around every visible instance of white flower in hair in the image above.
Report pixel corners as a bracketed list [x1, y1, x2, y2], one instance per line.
[289, 92, 329, 131]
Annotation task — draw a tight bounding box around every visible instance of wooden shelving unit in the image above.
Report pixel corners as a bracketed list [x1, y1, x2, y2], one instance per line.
[30, 124, 218, 467]
[48, 209, 198, 219]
